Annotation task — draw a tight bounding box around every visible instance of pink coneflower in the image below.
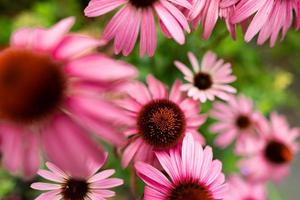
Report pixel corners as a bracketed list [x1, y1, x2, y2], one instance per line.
[31, 158, 123, 200]
[0, 17, 138, 177]
[240, 112, 299, 182]
[84, 0, 191, 57]
[225, 175, 267, 200]
[135, 133, 227, 200]
[210, 95, 263, 155]
[118, 75, 206, 167]
[175, 51, 236, 103]
[230, 0, 300, 46]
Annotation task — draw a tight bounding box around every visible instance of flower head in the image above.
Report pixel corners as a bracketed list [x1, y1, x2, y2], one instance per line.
[225, 175, 267, 200]
[135, 134, 227, 200]
[84, 0, 192, 57]
[0, 17, 138, 177]
[240, 112, 299, 182]
[118, 75, 206, 167]
[210, 95, 263, 154]
[31, 158, 123, 200]
[175, 51, 236, 103]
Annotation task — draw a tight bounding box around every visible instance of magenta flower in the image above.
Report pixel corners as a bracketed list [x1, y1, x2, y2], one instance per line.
[31, 158, 123, 200]
[0, 17, 137, 177]
[230, 0, 300, 46]
[210, 95, 263, 155]
[84, 0, 191, 57]
[240, 113, 299, 182]
[118, 75, 206, 167]
[225, 175, 267, 200]
[175, 51, 236, 103]
[135, 134, 227, 200]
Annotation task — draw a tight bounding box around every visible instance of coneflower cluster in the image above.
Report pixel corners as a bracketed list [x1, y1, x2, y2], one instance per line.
[85, 0, 300, 56]
[0, 1, 298, 200]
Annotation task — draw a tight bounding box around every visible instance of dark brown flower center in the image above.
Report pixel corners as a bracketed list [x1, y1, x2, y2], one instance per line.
[264, 140, 293, 165]
[129, 0, 158, 8]
[0, 48, 65, 123]
[0, 48, 66, 124]
[62, 179, 89, 200]
[168, 182, 213, 200]
[235, 115, 251, 129]
[137, 99, 186, 149]
[193, 72, 213, 90]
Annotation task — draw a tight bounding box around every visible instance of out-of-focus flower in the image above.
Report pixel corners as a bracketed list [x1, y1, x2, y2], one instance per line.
[240, 112, 299, 182]
[0, 17, 138, 178]
[210, 95, 263, 155]
[84, 0, 191, 57]
[31, 158, 123, 200]
[117, 75, 206, 167]
[175, 51, 236, 103]
[230, 0, 300, 47]
[225, 175, 267, 200]
[135, 133, 227, 200]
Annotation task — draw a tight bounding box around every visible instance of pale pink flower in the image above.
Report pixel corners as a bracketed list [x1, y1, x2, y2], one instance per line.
[0, 17, 138, 178]
[31, 158, 123, 200]
[230, 0, 300, 47]
[135, 133, 227, 200]
[240, 112, 299, 182]
[210, 95, 263, 155]
[175, 51, 236, 103]
[118, 75, 206, 167]
[84, 0, 192, 57]
[225, 175, 267, 200]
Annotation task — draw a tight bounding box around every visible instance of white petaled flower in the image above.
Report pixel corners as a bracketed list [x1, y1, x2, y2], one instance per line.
[175, 51, 236, 103]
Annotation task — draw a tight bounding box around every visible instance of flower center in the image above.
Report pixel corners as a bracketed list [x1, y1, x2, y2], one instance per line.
[193, 72, 213, 90]
[62, 179, 89, 200]
[235, 115, 251, 129]
[137, 99, 186, 149]
[168, 182, 213, 200]
[0, 48, 66, 124]
[129, 0, 158, 8]
[264, 140, 293, 165]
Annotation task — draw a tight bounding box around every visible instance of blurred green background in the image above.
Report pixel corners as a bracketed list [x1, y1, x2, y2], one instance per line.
[0, 0, 299, 199]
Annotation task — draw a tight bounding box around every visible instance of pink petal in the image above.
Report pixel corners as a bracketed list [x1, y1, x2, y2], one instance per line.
[122, 138, 144, 167]
[31, 182, 61, 190]
[154, 2, 185, 44]
[146, 75, 168, 99]
[38, 17, 75, 51]
[42, 114, 106, 178]
[244, 0, 274, 42]
[84, 0, 126, 17]
[53, 34, 103, 60]
[89, 169, 115, 182]
[140, 8, 157, 57]
[66, 54, 138, 82]
[135, 162, 172, 193]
